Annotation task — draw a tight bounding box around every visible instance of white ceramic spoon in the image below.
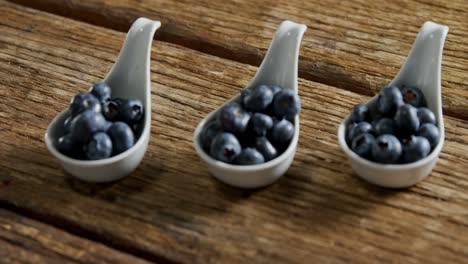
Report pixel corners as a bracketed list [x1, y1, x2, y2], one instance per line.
[338, 21, 449, 188]
[194, 21, 307, 189]
[45, 18, 161, 182]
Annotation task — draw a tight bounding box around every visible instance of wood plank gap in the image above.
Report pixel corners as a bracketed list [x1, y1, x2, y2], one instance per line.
[6, 0, 468, 121]
[0, 201, 178, 264]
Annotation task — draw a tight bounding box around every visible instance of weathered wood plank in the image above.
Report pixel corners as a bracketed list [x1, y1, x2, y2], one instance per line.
[0, 2, 467, 263]
[7, 0, 468, 119]
[0, 209, 151, 264]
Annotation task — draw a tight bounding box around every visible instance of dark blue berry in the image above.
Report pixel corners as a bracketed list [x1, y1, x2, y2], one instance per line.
[210, 132, 241, 163]
[235, 127, 255, 148]
[269, 85, 282, 96]
[377, 86, 404, 116]
[63, 116, 73, 133]
[57, 134, 76, 156]
[270, 119, 294, 147]
[85, 132, 112, 160]
[374, 118, 395, 136]
[102, 99, 121, 121]
[200, 121, 221, 151]
[218, 102, 250, 133]
[347, 121, 373, 144]
[401, 136, 431, 163]
[346, 122, 357, 144]
[254, 137, 277, 161]
[367, 99, 382, 121]
[69, 110, 108, 143]
[260, 86, 283, 116]
[107, 122, 134, 155]
[243, 85, 274, 112]
[119, 99, 144, 124]
[351, 133, 375, 159]
[395, 104, 420, 135]
[417, 123, 439, 148]
[69, 92, 101, 117]
[251, 113, 273, 136]
[372, 134, 402, 164]
[90, 82, 112, 103]
[131, 122, 144, 139]
[104, 121, 112, 132]
[401, 86, 427, 108]
[240, 89, 251, 105]
[273, 89, 301, 120]
[112, 97, 126, 106]
[234, 148, 265, 165]
[417, 107, 436, 125]
[350, 103, 369, 123]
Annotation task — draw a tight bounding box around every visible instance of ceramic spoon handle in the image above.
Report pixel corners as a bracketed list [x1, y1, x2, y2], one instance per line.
[390, 22, 448, 97]
[251, 21, 307, 91]
[104, 18, 161, 91]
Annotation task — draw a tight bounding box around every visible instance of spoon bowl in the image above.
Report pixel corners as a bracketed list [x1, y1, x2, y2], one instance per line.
[45, 18, 161, 182]
[338, 21, 449, 188]
[194, 21, 307, 189]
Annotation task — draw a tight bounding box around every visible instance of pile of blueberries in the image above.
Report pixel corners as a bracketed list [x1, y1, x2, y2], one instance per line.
[57, 82, 144, 160]
[200, 85, 301, 165]
[346, 85, 439, 164]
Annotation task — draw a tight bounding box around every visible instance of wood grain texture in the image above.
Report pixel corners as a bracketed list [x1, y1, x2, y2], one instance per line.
[7, 0, 468, 119]
[0, 2, 467, 263]
[0, 209, 151, 264]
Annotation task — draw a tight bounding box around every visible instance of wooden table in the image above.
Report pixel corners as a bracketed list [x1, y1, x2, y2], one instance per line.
[0, 1, 467, 263]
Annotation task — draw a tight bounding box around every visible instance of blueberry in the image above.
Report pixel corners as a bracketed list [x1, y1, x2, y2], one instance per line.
[374, 118, 395, 136]
[63, 116, 73, 133]
[243, 85, 274, 112]
[346, 122, 357, 144]
[107, 122, 135, 155]
[251, 113, 273, 136]
[112, 97, 126, 106]
[69, 110, 108, 143]
[372, 134, 402, 164]
[69, 92, 101, 117]
[240, 89, 251, 105]
[347, 121, 373, 144]
[401, 136, 431, 163]
[350, 103, 369, 123]
[234, 148, 265, 165]
[84, 132, 112, 160]
[273, 89, 301, 120]
[132, 122, 144, 139]
[210, 132, 241, 163]
[254, 137, 277, 161]
[401, 86, 427, 108]
[119, 99, 144, 124]
[377, 86, 404, 116]
[236, 131, 255, 148]
[102, 99, 121, 121]
[417, 123, 439, 148]
[269, 85, 282, 96]
[104, 121, 113, 132]
[351, 133, 375, 159]
[367, 99, 382, 121]
[395, 104, 420, 135]
[90, 82, 111, 103]
[200, 121, 221, 151]
[56, 134, 76, 156]
[218, 102, 250, 133]
[260, 86, 283, 116]
[270, 119, 294, 147]
[417, 107, 436, 125]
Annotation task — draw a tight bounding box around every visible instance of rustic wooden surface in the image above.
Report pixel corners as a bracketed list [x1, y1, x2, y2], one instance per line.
[0, 0, 467, 263]
[8, 0, 468, 119]
[0, 208, 150, 264]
